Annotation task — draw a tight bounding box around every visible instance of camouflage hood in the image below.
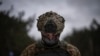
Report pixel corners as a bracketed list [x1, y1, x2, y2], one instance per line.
[37, 11, 65, 34]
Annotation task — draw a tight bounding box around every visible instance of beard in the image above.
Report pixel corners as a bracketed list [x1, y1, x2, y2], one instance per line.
[41, 33, 60, 47]
[42, 37, 59, 47]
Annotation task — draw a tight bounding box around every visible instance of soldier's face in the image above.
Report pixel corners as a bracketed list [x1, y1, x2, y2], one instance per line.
[40, 19, 60, 46]
[37, 12, 65, 46]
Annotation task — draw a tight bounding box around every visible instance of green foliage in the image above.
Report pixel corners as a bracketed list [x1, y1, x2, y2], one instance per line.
[0, 11, 34, 56]
[64, 19, 100, 56]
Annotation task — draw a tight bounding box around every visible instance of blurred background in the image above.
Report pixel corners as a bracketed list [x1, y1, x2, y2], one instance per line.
[0, 0, 100, 56]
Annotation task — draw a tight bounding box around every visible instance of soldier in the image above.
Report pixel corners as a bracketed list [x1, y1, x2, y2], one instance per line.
[20, 11, 81, 56]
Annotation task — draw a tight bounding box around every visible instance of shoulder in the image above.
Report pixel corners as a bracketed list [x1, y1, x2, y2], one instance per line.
[61, 41, 81, 56]
[66, 43, 81, 56]
[20, 43, 36, 56]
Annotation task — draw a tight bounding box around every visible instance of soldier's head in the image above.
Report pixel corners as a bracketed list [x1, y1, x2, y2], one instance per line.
[37, 11, 65, 47]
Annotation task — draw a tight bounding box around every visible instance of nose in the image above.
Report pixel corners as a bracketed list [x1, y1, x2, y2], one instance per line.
[44, 20, 57, 33]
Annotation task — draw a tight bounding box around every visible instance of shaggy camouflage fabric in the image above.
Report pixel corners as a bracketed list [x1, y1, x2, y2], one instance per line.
[37, 11, 65, 34]
[20, 42, 81, 56]
[20, 11, 81, 56]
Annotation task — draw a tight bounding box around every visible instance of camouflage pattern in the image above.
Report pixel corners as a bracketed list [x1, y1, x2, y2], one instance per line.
[37, 11, 65, 34]
[20, 44, 36, 56]
[20, 42, 81, 56]
[65, 42, 81, 56]
[20, 11, 81, 56]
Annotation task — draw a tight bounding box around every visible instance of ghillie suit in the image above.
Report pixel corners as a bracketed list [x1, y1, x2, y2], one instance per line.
[20, 11, 81, 56]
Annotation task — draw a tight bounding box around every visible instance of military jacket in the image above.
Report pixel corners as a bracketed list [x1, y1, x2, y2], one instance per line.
[20, 41, 81, 56]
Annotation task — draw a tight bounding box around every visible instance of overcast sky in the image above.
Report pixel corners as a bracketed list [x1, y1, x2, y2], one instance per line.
[0, 0, 100, 40]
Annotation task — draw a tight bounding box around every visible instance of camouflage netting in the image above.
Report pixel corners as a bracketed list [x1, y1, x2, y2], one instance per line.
[37, 11, 65, 34]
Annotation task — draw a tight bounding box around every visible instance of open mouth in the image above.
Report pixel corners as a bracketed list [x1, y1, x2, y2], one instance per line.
[46, 33, 56, 40]
[42, 32, 60, 40]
